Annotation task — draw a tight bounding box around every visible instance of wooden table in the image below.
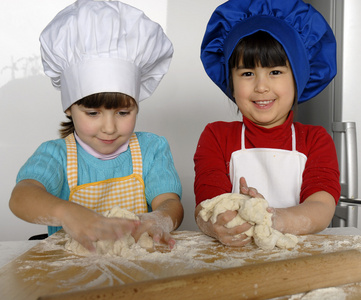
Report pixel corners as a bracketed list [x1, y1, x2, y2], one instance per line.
[2, 230, 361, 299]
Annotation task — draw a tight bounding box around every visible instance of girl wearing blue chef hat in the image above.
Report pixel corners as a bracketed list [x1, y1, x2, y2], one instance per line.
[194, 0, 340, 246]
[9, 0, 183, 252]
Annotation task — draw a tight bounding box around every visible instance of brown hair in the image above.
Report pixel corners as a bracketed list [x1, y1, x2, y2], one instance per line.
[60, 92, 137, 138]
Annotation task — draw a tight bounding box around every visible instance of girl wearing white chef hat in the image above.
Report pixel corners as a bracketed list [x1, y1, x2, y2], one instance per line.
[194, 0, 340, 246]
[9, 0, 183, 252]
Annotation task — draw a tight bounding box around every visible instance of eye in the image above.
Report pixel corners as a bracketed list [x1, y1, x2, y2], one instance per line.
[86, 111, 99, 116]
[270, 66, 289, 75]
[270, 70, 282, 75]
[118, 110, 130, 116]
[241, 71, 254, 77]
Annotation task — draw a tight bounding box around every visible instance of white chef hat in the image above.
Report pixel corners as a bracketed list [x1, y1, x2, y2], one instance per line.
[40, 0, 173, 111]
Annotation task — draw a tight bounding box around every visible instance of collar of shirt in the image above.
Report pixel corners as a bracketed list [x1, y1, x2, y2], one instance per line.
[73, 132, 130, 160]
[242, 111, 294, 149]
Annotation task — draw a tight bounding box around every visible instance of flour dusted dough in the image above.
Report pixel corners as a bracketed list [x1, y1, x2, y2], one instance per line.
[65, 206, 153, 256]
[199, 193, 298, 250]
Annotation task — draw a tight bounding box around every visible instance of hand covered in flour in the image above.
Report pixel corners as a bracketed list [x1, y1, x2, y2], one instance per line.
[239, 177, 264, 199]
[61, 203, 140, 253]
[266, 206, 279, 235]
[135, 211, 176, 249]
[198, 193, 299, 250]
[133, 193, 183, 250]
[195, 205, 252, 247]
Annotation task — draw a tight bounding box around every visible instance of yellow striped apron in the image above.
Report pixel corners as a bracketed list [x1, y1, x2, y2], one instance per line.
[65, 133, 148, 214]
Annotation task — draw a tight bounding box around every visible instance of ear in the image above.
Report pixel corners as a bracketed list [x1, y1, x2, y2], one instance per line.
[65, 108, 71, 117]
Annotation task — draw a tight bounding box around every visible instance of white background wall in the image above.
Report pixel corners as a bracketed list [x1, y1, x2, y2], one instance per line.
[0, 0, 239, 241]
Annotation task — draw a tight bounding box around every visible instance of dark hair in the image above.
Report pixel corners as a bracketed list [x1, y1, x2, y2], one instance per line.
[229, 31, 289, 70]
[60, 92, 137, 138]
[228, 31, 297, 110]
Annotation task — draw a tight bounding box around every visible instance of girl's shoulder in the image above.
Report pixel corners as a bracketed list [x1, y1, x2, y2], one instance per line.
[135, 131, 168, 143]
[207, 120, 242, 129]
[203, 121, 242, 138]
[37, 137, 66, 146]
[134, 131, 171, 151]
[294, 122, 331, 139]
[35, 138, 67, 156]
[135, 131, 159, 139]
[293, 122, 334, 154]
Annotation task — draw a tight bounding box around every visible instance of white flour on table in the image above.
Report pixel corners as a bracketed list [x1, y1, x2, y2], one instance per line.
[14, 231, 361, 298]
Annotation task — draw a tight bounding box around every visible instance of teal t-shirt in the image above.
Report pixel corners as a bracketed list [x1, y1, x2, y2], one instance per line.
[16, 132, 182, 235]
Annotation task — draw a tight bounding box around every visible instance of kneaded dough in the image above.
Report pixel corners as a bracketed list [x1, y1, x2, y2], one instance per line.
[64, 206, 153, 256]
[199, 193, 298, 250]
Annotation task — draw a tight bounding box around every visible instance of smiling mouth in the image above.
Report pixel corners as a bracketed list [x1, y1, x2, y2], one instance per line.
[253, 100, 275, 107]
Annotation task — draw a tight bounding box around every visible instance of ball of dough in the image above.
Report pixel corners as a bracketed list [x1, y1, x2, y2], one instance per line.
[199, 193, 298, 250]
[64, 206, 154, 256]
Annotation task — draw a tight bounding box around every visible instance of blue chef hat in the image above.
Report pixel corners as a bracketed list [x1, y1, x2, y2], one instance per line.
[200, 0, 337, 103]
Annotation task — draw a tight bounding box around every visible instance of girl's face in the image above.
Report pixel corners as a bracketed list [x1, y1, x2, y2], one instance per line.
[66, 102, 138, 154]
[232, 61, 295, 128]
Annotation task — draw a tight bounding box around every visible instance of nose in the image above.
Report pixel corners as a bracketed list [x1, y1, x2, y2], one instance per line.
[254, 76, 270, 93]
[101, 114, 116, 135]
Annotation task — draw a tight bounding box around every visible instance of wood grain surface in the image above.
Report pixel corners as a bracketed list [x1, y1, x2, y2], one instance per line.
[1, 231, 361, 300]
[39, 250, 361, 300]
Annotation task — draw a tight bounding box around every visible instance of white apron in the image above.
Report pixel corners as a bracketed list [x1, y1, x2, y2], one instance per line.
[229, 124, 307, 208]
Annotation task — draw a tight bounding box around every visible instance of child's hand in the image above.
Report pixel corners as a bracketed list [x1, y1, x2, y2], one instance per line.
[267, 206, 280, 231]
[135, 211, 176, 249]
[239, 177, 264, 198]
[196, 208, 252, 247]
[61, 203, 139, 252]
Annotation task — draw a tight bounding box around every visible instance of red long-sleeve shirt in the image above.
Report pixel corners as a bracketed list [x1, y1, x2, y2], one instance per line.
[194, 112, 340, 207]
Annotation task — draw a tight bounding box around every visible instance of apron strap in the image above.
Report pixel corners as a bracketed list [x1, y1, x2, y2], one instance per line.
[65, 133, 78, 190]
[241, 124, 246, 150]
[128, 133, 142, 176]
[291, 124, 296, 151]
